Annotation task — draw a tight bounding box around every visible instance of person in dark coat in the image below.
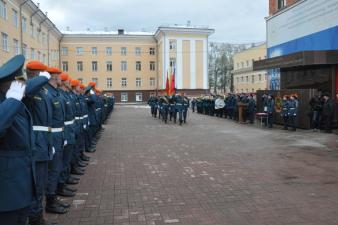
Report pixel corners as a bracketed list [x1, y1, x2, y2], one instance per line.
[321, 93, 334, 133]
[0, 55, 35, 225]
[309, 95, 322, 131]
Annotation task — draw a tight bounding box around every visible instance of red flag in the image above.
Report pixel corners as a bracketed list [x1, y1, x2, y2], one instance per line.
[165, 70, 170, 96]
[170, 69, 176, 95]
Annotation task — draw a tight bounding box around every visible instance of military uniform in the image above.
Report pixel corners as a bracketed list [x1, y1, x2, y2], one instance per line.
[281, 96, 290, 130]
[45, 68, 68, 214]
[0, 55, 35, 225]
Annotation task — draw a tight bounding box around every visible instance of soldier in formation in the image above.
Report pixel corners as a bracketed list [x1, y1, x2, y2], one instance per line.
[148, 93, 189, 126]
[0, 55, 115, 225]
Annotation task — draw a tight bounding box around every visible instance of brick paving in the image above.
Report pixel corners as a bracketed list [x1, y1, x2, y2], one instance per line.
[47, 105, 338, 225]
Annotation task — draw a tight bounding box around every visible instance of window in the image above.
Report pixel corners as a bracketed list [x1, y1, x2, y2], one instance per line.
[121, 78, 127, 87]
[107, 78, 112, 88]
[149, 47, 155, 55]
[0, 0, 7, 20]
[12, 9, 17, 27]
[42, 32, 46, 45]
[169, 40, 176, 50]
[245, 76, 248, 83]
[13, 39, 18, 55]
[106, 61, 112, 71]
[170, 58, 176, 69]
[61, 47, 68, 55]
[246, 60, 249, 67]
[76, 47, 83, 55]
[106, 47, 112, 56]
[121, 92, 128, 102]
[37, 51, 41, 61]
[259, 74, 262, 81]
[241, 62, 244, 68]
[78, 78, 83, 83]
[30, 23, 34, 37]
[121, 61, 127, 71]
[42, 54, 46, 64]
[236, 77, 239, 83]
[241, 76, 243, 82]
[121, 47, 127, 55]
[252, 88, 255, 93]
[92, 61, 98, 72]
[92, 47, 97, 55]
[236, 63, 239, 69]
[136, 61, 141, 71]
[1, 32, 8, 52]
[135, 47, 141, 56]
[251, 75, 255, 83]
[31, 48, 35, 59]
[150, 77, 155, 86]
[22, 44, 27, 58]
[22, 16, 27, 32]
[136, 92, 142, 102]
[278, 0, 286, 9]
[150, 61, 155, 71]
[36, 28, 41, 42]
[136, 77, 141, 87]
[92, 78, 98, 86]
[77, 61, 83, 71]
[62, 61, 68, 72]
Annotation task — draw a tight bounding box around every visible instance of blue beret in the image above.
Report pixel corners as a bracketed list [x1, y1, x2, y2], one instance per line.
[0, 55, 25, 82]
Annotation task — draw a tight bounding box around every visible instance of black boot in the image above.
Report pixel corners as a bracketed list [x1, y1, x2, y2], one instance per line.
[77, 161, 88, 167]
[80, 154, 90, 161]
[66, 177, 79, 185]
[56, 184, 75, 197]
[64, 185, 77, 192]
[86, 147, 96, 153]
[71, 167, 85, 175]
[29, 212, 59, 225]
[45, 195, 68, 214]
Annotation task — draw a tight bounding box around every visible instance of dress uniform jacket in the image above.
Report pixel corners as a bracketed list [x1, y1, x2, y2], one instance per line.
[24, 77, 53, 161]
[46, 84, 65, 151]
[60, 90, 76, 145]
[0, 93, 34, 212]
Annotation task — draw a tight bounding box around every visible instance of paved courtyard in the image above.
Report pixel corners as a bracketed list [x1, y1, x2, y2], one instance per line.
[47, 105, 338, 225]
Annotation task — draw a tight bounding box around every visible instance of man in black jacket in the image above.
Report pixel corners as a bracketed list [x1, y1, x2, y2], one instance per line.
[321, 93, 334, 133]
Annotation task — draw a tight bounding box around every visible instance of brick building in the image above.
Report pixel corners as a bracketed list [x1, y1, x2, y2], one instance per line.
[269, 0, 300, 15]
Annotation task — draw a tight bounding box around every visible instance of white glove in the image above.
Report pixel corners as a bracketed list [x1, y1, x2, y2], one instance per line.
[64, 140, 68, 146]
[52, 147, 56, 155]
[90, 89, 95, 95]
[6, 81, 26, 101]
[39, 71, 51, 79]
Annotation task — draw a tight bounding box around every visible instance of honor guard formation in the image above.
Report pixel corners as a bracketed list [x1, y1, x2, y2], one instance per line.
[148, 93, 190, 126]
[0, 55, 115, 225]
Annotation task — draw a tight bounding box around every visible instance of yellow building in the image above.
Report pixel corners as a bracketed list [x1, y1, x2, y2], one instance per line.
[61, 26, 214, 102]
[0, 0, 62, 67]
[1, 0, 214, 102]
[232, 43, 268, 93]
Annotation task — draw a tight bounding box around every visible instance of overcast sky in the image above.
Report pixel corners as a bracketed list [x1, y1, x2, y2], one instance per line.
[36, 0, 268, 43]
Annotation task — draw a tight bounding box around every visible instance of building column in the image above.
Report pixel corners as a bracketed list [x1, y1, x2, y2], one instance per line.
[203, 38, 208, 89]
[176, 38, 183, 89]
[190, 39, 196, 89]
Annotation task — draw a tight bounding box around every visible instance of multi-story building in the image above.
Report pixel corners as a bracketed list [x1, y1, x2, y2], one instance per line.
[232, 43, 268, 94]
[269, 0, 300, 16]
[1, 0, 214, 103]
[0, 0, 62, 67]
[61, 26, 214, 102]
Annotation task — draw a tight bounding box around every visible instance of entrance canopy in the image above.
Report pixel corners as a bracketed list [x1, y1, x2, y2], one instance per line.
[253, 50, 338, 70]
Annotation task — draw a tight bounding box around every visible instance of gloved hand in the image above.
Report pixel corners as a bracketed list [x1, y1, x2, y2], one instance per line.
[6, 80, 26, 101]
[90, 89, 95, 95]
[39, 71, 51, 79]
[52, 147, 56, 155]
[64, 140, 68, 146]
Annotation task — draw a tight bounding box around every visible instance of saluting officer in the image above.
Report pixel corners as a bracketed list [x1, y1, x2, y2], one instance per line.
[0, 55, 35, 225]
[23, 61, 60, 225]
